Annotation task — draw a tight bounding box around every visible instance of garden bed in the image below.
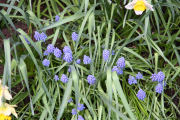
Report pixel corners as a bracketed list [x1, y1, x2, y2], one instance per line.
[0, 0, 180, 120]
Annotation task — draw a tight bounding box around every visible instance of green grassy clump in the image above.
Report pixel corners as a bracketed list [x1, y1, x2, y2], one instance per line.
[0, 0, 179, 119]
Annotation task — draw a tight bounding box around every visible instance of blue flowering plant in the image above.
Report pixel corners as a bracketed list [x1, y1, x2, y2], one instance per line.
[2, 0, 179, 119]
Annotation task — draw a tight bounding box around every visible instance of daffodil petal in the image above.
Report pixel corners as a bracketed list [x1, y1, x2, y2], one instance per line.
[125, 1, 136, 10]
[0, 103, 18, 118]
[135, 10, 143, 15]
[3, 87, 12, 100]
[145, 2, 154, 11]
[11, 107, 18, 118]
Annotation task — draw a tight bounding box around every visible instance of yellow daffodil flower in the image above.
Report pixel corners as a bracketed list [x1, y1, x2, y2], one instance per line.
[0, 113, 11, 120]
[0, 103, 18, 119]
[0, 80, 12, 105]
[125, 0, 154, 15]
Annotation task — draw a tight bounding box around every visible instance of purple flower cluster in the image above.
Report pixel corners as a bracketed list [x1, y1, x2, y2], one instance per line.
[54, 75, 59, 81]
[87, 75, 96, 85]
[34, 31, 47, 42]
[71, 108, 77, 115]
[42, 45, 74, 71]
[43, 50, 49, 56]
[63, 53, 73, 63]
[55, 15, 60, 22]
[61, 74, 68, 83]
[34, 31, 41, 41]
[128, 75, 137, 85]
[151, 71, 166, 94]
[112, 66, 123, 75]
[63, 46, 73, 63]
[151, 73, 157, 82]
[47, 44, 55, 53]
[127, 72, 143, 85]
[77, 103, 85, 111]
[151, 71, 165, 82]
[155, 83, 163, 94]
[40, 32, 47, 42]
[71, 102, 85, 120]
[103, 49, 110, 61]
[72, 32, 78, 41]
[42, 59, 50, 67]
[63, 46, 72, 54]
[136, 72, 143, 79]
[112, 57, 126, 75]
[83, 55, 91, 64]
[126, 72, 146, 100]
[116, 57, 125, 69]
[156, 71, 165, 82]
[76, 59, 81, 64]
[137, 89, 146, 101]
[54, 47, 62, 58]
[44, 44, 63, 58]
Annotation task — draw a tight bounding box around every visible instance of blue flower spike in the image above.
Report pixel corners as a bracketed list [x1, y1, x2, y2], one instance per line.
[137, 89, 146, 101]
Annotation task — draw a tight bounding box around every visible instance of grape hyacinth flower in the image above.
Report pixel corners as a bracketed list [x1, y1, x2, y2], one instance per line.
[47, 44, 55, 53]
[87, 75, 96, 85]
[112, 66, 118, 72]
[55, 15, 60, 22]
[112, 66, 123, 75]
[76, 59, 81, 64]
[71, 108, 77, 115]
[117, 68, 123, 75]
[151, 73, 157, 82]
[72, 32, 78, 41]
[103, 49, 110, 61]
[128, 75, 137, 85]
[63, 53, 73, 63]
[151, 71, 165, 82]
[155, 83, 163, 94]
[54, 47, 62, 58]
[83, 55, 91, 64]
[116, 57, 125, 69]
[136, 72, 143, 79]
[54, 75, 59, 81]
[34, 31, 47, 42]
[63, 46, 72, 54]
[43, 50, 49, 56]
[61, 74, 68, 83]
[156, 71, 165, 82]
[137, 89, 146, 100]
[68, 98, 73, 103]
[42, 59, 50, 67]
[78, 115, 84, 120]
[40, 32, 47, 42]
[34, 31, 41, 41]
[77, 103, 85, 111]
